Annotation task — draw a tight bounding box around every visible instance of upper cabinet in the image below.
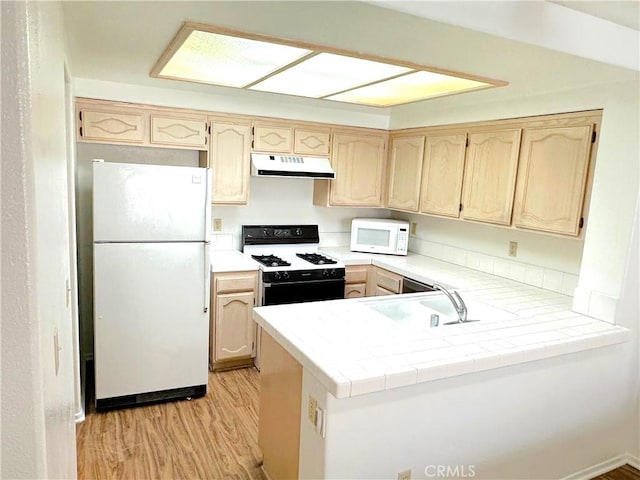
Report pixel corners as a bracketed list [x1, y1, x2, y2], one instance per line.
[314, 130, 388, 207]
[76, 98, 207, 150]
[386, 135, 425, 212]
[78, 106, 146, 144]
[207, 117, 252, 205]
[513, 124, 594, 236]
[252, 122, 331, 157]
[149, 113, 207, 149]
[419, 133, 467, 217]
[461, 129, 521, 225]
[252, 123, 293, 153]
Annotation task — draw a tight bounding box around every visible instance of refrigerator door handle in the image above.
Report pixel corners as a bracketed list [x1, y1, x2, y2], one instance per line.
[204, 242, 211, 313]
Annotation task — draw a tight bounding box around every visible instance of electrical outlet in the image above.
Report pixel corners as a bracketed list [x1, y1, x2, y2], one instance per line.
[397, 469, 411, 480]
[410, 222, 417, 235]
[308, 395, 317, 423]
[213, 218, 222, 231]
[508, 241, 518, 257]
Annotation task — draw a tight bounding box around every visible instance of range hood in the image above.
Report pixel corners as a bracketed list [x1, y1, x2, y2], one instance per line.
[251, 153, 335, 179]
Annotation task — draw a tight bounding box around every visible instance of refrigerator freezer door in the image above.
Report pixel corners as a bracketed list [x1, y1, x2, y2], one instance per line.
[93, 162, 209, 242]
[94, 242, 209, 400]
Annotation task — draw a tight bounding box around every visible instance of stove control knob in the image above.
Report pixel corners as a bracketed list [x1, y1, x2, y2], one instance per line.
[283, 271, 290, 280]
[274, 271, 281, 280]
[294, 228, 303, 236]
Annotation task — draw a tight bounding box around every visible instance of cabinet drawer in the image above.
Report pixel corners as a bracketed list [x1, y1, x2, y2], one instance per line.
[215, 272, 258, 294]
[80, 109, 145, 143]
[345, 266, 368, 284]
[150, 114, 207, 149]
[376, 270, 402, 293]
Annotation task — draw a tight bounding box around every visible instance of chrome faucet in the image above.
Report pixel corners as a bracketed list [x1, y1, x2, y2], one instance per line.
[432, 283, 468, 323]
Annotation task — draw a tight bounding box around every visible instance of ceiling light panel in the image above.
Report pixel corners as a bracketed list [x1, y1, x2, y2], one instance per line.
[325, 71, 492, 106]
[248, 52, 412, 98]
[158, 30, 312, 87]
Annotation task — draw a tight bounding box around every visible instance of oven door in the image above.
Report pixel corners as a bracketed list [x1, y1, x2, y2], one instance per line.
[262, 278, 345, 306]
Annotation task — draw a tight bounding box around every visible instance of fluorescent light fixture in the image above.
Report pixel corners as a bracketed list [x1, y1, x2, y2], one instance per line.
[152, 23, 506, 107]
[249, 53, 412, 98]
[157, 29, 311, 87]
[325, 71, 492, 106]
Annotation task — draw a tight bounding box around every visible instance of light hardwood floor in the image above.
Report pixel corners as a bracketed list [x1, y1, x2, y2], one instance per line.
[76, 368, 264, 480]
[77, 366, 640, 480]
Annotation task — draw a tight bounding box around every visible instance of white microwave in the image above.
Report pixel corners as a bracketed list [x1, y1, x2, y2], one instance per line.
[350, 218, 409, 256]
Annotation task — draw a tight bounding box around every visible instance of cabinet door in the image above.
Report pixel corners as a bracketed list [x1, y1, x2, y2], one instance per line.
[387, 135, 425, 211]
[513, 125, 593, 236]
[214, 291, 256, 361]
[374, 268, 403, 294]
[150, 114, 207, 149]
[330, 132, 387, 206]
[80, 108, 145, 144]
[294, 128, 331, 156]
[420, 133, 467, 217]
[461, 129, 521, 225]
[253, 124, 293, 153]
[209, 119, 251, 205]
[345, 283, 367, 298]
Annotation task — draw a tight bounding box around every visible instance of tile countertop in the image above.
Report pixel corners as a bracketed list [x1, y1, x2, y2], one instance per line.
[253, 247, 630, 399]
[210, 250, 259, 273]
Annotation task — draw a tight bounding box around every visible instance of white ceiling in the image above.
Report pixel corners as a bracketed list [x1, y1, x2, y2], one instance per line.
[61, 1, 639, 114]
[551, 1, 640, 30]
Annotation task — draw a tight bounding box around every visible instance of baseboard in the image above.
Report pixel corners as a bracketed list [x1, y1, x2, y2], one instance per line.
[562, 453, 640, 480]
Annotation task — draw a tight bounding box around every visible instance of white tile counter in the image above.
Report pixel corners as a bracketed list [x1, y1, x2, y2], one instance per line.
[210, 250, 259, 273]
[253, 248, 630, 399]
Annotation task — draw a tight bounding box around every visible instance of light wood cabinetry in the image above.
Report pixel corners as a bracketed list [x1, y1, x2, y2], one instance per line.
[344, 265, 370, 298]
[79, 107, 146, 144]
[372, 267, 403, 296]
[252, 122, 331, 156]
[76, 98, 208, 150]
[259, 331, 302, 480]
[294, 128, 331, 156]
[210, 271, 258, 370]
[419, 133, 467, 217]
[513, 124, 594, 236]
[387, 135, 425, 211]
[149, 113, 207, 149]
[461, 129, 522, 225]
[252, 123, 293, 153]
[206, 117, 252, 205]
[314, 130, 388, 207]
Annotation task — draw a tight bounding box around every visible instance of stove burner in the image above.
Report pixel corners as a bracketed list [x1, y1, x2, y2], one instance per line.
[296, 253, 338, 265]
[251, 254, 291, 268]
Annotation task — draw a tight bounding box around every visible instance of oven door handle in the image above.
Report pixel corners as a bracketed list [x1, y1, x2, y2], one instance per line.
[263, 278, 345, 288]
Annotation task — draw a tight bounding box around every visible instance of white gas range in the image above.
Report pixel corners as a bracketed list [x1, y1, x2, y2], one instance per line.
[241, 225, 345, 306]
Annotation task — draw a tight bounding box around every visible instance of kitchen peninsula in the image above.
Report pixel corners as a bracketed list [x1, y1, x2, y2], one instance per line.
[254, 253, 630, 480]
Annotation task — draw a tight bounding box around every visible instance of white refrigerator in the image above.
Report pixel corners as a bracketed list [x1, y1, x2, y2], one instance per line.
[92, 161, 211, 411]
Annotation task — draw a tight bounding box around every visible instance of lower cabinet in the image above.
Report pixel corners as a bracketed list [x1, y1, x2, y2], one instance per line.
[210, 271, 258, 371]
[372, 267, 403, 296]
[344, 265, 369, 298]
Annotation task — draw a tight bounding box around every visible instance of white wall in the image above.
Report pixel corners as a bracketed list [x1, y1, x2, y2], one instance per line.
[1, 1, 77, 478]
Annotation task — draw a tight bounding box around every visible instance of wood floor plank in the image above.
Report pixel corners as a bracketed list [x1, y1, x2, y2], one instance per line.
[77, 368, 264, 480]
[592, 464, 640, 480]
[77, 365, 639, 480]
